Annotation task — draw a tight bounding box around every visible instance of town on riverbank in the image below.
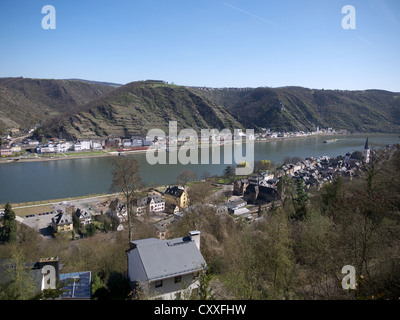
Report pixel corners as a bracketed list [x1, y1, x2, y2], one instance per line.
[0, 126, 348, 163]
[1, 135, 400, 300]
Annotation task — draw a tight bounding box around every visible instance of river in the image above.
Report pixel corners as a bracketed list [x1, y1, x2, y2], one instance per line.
[0, 133, 398, 204]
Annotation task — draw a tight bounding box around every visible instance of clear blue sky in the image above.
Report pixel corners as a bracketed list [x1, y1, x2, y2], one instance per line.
[1, 0, 399, 91]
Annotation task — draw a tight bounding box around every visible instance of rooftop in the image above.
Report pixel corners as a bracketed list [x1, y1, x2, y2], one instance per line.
[128, 235, 206, 282]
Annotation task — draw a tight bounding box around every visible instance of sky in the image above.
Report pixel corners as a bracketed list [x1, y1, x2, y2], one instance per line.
[0, 0, 399, 91]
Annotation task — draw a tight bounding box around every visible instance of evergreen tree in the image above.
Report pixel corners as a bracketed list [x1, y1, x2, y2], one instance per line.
[1, 202, 17, 244]
[72, 209, 81, 229]
[292, 179, 309, 220]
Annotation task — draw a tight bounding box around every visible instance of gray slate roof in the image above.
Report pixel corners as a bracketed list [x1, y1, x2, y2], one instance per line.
[129, 236, 206, 282]
[52, 212, 72, 225]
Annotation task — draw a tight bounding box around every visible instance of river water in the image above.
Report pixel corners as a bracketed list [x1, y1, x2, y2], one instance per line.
[0, 134, 398, 204]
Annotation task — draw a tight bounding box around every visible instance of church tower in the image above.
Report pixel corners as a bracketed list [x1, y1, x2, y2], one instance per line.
[363, 138, 371, 163]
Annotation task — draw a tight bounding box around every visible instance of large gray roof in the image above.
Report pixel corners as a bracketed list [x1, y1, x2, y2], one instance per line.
[129, 236, 206, 282]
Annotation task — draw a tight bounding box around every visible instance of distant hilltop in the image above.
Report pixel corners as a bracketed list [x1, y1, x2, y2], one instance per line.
[66, 79, 124, 88]
[1, 77, 399, 139]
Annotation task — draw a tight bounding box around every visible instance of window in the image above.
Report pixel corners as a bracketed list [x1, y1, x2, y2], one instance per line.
[174, 276, 182, 283]
[155, 280, 163, 288]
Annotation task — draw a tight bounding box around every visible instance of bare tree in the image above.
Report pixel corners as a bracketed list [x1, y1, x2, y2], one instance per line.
[176, 169, 197, 187]
[110, 156, 143, 241]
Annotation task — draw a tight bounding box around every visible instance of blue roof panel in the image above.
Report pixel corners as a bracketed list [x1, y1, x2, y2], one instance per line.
[59, 271, 91, 299]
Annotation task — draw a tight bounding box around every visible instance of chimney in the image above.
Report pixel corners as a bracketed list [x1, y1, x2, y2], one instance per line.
[189, 231, 201, 250]
[39, 257, 60, 289]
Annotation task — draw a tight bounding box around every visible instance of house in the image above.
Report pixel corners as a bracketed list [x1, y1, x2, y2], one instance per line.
[75, 209, 92, 226]
[132, 194, 166, 215]
[11, 144, 21, 153]
[164, 186, 189, 212]
[56, 142, 73, 153]
[244, 184, 278, 205]
[91, 141, 103, 150]
[248, 171, 274, 186]
[148, 194, 165, 213]
[23, 139, 39, 146]
[51, 212, 73, 233]
[131, 136, 144, 147]
[0, 148, 12, 156]
[126, 231, 207, 300]
[225, 200, 249, 215]
[168, 204, 181, 215]
[74, 143, 82, 151]
[108, 198, 127, 222]
[37, 144, 55, 154]
[122, 139, 132, 147]
[79, 140, 91, 150]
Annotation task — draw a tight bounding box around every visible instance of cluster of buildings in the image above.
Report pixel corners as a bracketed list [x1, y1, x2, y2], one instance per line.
[49, 208, 92, 235]
[108, 186, 190, 225]
[0, 135, 151, 157]
[2, 185, 207, 300]
[234, 138, 371, 205]
[36, 139, 103, 154]
[254, 127, 343, 141]
[0, 125, 343, 158]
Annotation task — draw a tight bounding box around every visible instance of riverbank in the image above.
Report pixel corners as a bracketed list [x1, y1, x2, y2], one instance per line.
[0, 131, 357, 165]
[1, 132, 398, 205]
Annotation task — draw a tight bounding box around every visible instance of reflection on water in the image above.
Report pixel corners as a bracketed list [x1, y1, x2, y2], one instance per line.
[0, 134, 398, 203]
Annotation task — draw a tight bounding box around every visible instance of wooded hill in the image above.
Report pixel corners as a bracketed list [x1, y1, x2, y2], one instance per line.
[0, 77, 115, 134]
[1, 78, 399, 139]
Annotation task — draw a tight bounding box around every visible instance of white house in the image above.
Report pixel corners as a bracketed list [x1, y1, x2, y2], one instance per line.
[132, 194, 166, 215]
[126, 231, 207, 300]
[148, 194, 165, 213]
[79, 141, 91, 150]
[56, 142, 73, 153]
[225, 200, 249, 216]
[108, 198, 127, 222]
[91, 141, 102, 150]
[37, 145, 55, 154]
[76, 210, 92, 226]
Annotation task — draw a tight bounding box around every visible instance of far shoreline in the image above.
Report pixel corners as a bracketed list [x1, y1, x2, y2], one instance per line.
[0, 131, 397, 165]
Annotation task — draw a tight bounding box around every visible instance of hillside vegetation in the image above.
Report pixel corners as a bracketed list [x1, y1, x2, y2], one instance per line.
[1, 78, 399, 138]
[0, 77, 115, 132]
[193, 86, 400, 133]
[39, 81, 246, 140]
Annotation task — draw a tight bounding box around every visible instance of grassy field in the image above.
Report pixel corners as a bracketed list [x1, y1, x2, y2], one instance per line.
[2, 192, 121, 217]
[37, 150, 109, 158]
[13, 204, 54, 217]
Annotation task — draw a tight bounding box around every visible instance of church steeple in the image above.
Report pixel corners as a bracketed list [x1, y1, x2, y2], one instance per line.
[363, 138, 370, 163]
[364, 137, 369, 150]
